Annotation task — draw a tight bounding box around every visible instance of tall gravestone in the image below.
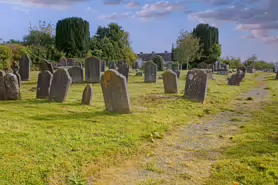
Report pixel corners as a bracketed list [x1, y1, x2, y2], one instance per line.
[49, 69, 72, 102]
[85, 56, 101, 83]
[4, 73, 21, 100]
[81, 84, 93, 105]
[109, 61, 116, 69]
[0, 71, 6, 100]
[59, 57, 67, 66]
[162, 69, 178, 94]
[68, 67, 84, 83]
[39, 60, 54, 73]
[19, 54, 31, 81]
[37, 71, 53, 99]
[144, 61, 157, 83]
[101, 61, 106, 72]
[215, 61, 220, 71]
[101, 70, 130, 113]
[118, 63, 129, 82]
[184, 69, 208, 104]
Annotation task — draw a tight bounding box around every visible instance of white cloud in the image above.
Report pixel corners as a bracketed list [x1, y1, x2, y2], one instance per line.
[98, 12, 133, 20]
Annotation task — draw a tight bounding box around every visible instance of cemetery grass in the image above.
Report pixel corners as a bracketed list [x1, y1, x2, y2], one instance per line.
[206, 74, 278, 185]
[0, 70, 260, 184]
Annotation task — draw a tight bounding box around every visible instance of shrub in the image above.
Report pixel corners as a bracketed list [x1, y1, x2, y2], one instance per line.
[152, 55, 164, 71]
[6, 44, 30, 62]
[172, 61, 179, 71]
[0, 45, 13, 69]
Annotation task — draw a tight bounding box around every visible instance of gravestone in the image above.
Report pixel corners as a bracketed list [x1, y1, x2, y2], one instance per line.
[175, 70, 181, 78]
[19, 54, 31, 81]
[39, 59, 54, 73]
[167, 63, 172, 70]
[13, 71, 21, 87]
[118, 61, 123, 67]
[162, 69, 178, 94]
[136, 71, 143, 76]
[228, 71, 244, 86]
[68, 67, 84, 83]
[101, 70, 130, 113]
[67, 58, 77, 66]
[0, 71, 6, 100]
[238, 66, 246, 78]
[4, 73, 21, 100]
[109, 61, 116, 69]
[247, 67, 256, 73]
[118, 63, 129, 82]
[49, 69, 72, 102]
[197, 62, 208, 69]
[76, 61, 83, 68]
[85, 56, 101, 83]
[201, 69, 213, 80]
[184, 69, 208, 104]
[101, 61, 106, 72]
[217, 69, 229, 75]
[215, 61, 220, 71]
[36, 71, 53, 99]
[207, 64, 214, 73]
[59, 57, 67, 66]
[144, 61, 157, 83]
[81, 84, 93, 105]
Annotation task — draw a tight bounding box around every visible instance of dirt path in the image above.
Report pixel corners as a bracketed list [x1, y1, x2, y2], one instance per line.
[92, 74, 271, 185]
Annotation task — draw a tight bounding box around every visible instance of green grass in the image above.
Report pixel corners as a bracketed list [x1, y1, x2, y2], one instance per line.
[0, 70, 259, 184]
[205, 74, 278, 185]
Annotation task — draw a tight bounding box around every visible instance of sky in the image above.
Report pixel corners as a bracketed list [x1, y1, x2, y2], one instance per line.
[0, 0, 278, 62]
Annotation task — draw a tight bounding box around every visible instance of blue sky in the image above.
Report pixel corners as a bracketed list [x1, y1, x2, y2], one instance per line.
[0, 0, 277, 62]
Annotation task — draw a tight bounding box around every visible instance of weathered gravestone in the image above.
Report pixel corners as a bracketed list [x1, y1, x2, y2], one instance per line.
[118, 61, 123, 67]
[101, 70, 130, 113]
[68, 67, 84, 83]
[197, 62, 208, 69]
[49, 69, 72, 102]
[184, 69, 208, 104]
[67, 58, 77, 66]
[81, 84, 93, 105]
[59, 57, 67, 66]
[118, 63, 129, 82]
[215, 61, 220, 71]
[36, 71, 53, 99]
[13, 71, 21, 87]
[228, 71, 244, 86]
[109, 61, 116, 69]
[101, 61, 106, 72]
[144, 61, 157, 83]
[238, 66, 246, 78]
[162, 69, 178, 94]
[4, 73, 21, 100]
[175, 70, 181, 78]
[39, 60, 54, 73]
[19, 54, 31, 81]
[85, 56, 101, 83]
[0, 71, 6, 100]
[167, 63, 172, 70]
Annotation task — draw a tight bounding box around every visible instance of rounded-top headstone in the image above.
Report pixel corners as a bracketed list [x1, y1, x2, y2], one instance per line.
[144, 61, 157, 83]
[4, 73, 21, 100]
[37, 70, 53, 99]
[162, 69, 178, 94]
[19, 54, 31, 81]
[81, 84, 93, 105]
[39, 59, 54, 73]
[85, 56, 101, 83]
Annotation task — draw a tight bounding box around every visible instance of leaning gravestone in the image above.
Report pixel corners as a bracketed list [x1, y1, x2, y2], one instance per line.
[49, 69, 72, 102]
[162, 69, 178, 94]
[39, 59, 54, 73]
[19, 54, 31, 81]
[228, 71, 244, 86]
[197, 62, 208, 69]
[101, 61, 106, 72]
[144, 61, 157, 83]
[184, 69, 208, 104]
[0, 71, 6, 100]
[68, 67, 84, 83]
[4, 73, 21, 100]
[118, 63, 129, 82]
[85, 56, 101, 83]
[59, 57, 67, 66]
[109, 61, 116, 69]
[36, 71, 53, 99]
[81, 84, 93, 105]
[101, 70, 130, 113]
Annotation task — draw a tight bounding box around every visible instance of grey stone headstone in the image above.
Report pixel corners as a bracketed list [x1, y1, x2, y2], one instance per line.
[201, 69, 213, 80]
[59, 58, 67, 66]
[85, 56, 101, 83]
[101, 61, 106, 72]
[144, 61, 157, 83]
[217, 69, 229, 75]
[101, 69, 131, 113]
[215, 61, 220, 71]
[13, 71, 21, 87]
[36, 71, 53, 99]
[19, 54, 31, 81]
[167, 63, 172, 70]
[4, 73, 21, 100]
[109, 61, 116, 69]
[175, 70, 181, 78]
[118, 61, 123, 67]
[39, 59, 54, 73]
[0, 71, 6, 100]
[67, 58, 77, 66]
[68, 67, 84, 83]
[184, 69, 208, 104]
[162, 69, 178, 94]
[81, 84, 93, 105]
[136, 71, 143, 76]
[197, 62, 208, 69]
[118, 63, 129, 82]
[49, 69, 72, 102]
[228, 71, 244, 86]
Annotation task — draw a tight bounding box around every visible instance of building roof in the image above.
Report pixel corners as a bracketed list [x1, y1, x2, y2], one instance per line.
[137, 51, 172, 62]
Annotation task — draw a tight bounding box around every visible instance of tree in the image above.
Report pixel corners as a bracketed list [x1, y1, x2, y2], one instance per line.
[207, 43, 222, 63]
[221, 56, 242, 69]
[56, 17, 90, 58]
[152, 55, 164, 71]
[0, 45, 13, 69]
[244, 54, 257, 67]
[6, 44, 30, 62]
[175, 30, 201, 69]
